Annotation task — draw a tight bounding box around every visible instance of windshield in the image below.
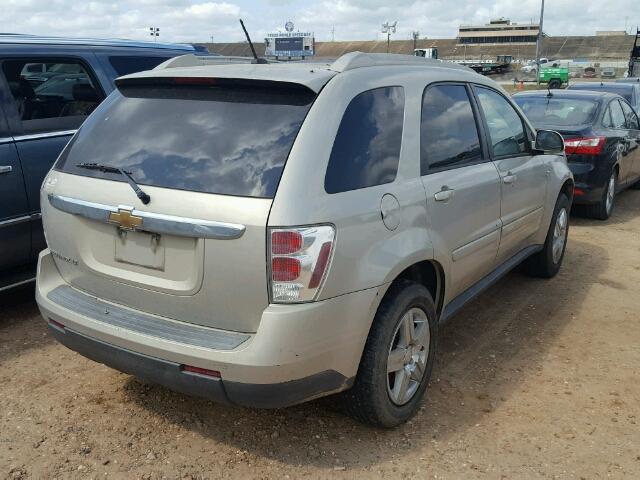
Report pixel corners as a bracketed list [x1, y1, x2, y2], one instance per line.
[56, 84, 315, 198]
[568, 84, 633, 103]
[514, 96, 599, 127]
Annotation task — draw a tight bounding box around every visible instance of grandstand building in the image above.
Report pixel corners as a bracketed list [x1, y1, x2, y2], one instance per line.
[457, 18, 540, 45]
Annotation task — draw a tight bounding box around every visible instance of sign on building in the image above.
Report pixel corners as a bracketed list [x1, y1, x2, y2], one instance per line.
[265, 22, 314, 59]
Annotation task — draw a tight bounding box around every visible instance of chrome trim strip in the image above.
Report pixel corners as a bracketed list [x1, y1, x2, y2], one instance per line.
[13, 130, 77, 142]
[0, 277, 36, 292]
[48, 194, 116, 222]
[48, 194, 246, 240]
[0, 137, 13, 145]
[0, 215, 31, 228]
[47, 285, 250, 351]
[0, 212, 43, 228]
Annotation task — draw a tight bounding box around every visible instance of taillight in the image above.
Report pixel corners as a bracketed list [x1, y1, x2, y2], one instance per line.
[269, 225, 336, 303]
[564, 136, 605, 155]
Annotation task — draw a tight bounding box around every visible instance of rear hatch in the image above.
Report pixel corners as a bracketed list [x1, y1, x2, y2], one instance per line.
[42, 79, 316, 333]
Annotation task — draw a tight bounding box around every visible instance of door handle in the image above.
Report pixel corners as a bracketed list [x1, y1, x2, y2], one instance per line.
[0, 165, 12, 174]
[503, 172, 517, 185]
[434, 186, 455, 202]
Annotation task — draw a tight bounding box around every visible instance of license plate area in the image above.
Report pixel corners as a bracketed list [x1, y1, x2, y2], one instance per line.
[114, 230, 165, 270]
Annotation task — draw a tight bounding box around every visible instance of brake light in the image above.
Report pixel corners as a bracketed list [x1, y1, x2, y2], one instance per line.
[172, 77, 217, 85]
[271, 231, 303, 255]
[564, 136, 605, 155]
[269, 226, 335, 303]
[272, 257, 301, 281]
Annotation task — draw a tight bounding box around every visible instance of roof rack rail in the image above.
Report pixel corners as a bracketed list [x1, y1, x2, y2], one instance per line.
[0, 33, 194, 51]
[329, 51, 474, 73]
[155, 54, 279, 70]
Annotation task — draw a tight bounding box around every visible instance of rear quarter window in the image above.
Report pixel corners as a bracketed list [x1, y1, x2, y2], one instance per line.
[324, 86, 405, 194]
[109, 56, 173, 76]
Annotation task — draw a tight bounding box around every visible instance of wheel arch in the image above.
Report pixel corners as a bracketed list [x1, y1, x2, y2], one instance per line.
[560, 177, 575, 204]
[378, 259, 446, 319]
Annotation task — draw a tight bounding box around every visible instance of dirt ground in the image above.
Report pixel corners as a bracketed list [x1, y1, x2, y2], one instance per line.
[2, 190, 639, 480]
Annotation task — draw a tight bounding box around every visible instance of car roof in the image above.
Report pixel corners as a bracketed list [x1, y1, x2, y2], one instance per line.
[569, 82, 635, 92]
[616, 77, 640, 84]
[117, 51, 482, 94]
[0, 33, 195, 51]
[513, 89, 616, 100]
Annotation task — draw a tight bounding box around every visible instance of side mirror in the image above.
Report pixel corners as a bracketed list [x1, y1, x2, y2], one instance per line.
[534, 130, 564, 154]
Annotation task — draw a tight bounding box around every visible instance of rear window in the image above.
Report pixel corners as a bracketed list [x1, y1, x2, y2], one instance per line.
[109, 56, 173, 76]
[514, 96, 599, 126]
[56, 83, 315, 198]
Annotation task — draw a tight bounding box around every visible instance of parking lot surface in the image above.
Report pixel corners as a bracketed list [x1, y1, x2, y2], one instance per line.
[2, 190, 639, 480]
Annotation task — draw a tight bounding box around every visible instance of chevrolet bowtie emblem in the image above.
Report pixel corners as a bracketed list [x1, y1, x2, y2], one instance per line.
[108, 208, 143, 231]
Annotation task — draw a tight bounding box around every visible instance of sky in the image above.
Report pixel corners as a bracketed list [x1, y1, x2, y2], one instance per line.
[3, 0, 639, 44]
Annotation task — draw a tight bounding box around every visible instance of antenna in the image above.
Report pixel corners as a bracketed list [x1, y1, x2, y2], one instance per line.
[239, 19, 267, 64]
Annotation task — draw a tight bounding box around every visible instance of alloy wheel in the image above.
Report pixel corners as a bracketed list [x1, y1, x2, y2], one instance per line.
[552, 207, 568, 264]
[386, 307, 430, 405]
[605, 173, 616, 215]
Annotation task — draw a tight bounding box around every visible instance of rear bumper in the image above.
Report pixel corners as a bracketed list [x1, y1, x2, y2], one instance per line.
[568, 161, 606, 204]
[48, 324, 348, 408]
[36, 249, 380, 408]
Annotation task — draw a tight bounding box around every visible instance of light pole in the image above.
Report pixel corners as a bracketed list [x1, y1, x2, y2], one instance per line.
[382, 21, 397, 53]
[534, 0, 545, 84]
[149, 27, 160, 42]
[412, 31, 420, 51]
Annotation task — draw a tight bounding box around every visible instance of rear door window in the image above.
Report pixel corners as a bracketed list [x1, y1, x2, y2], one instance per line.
[56, 83, 315, 198]
[619, 100, 640, 130]
[609, 100, 627, 129]
[1, 59, 103, 134]
[324, 87, 404, 193]
[421, 84, 482, 174]
[109, 56, 173, 76]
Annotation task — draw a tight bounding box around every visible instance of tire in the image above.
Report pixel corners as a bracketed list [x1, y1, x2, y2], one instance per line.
[525, 193, 570, 278]
[548, 79, 562, 89]
[339, 281, 437, 428]
[585, 170, 617, 220]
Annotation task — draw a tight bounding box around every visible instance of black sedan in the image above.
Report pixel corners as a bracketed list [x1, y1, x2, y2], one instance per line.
[514, 90, 640, 219]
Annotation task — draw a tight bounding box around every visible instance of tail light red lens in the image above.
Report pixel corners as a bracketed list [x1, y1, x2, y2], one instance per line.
[272, 257, 301, 281]
[269, 226, 336, 303]
[564, 136, 605, 155]
[308, 242, 333, 289]
[271, 231, 303, 255]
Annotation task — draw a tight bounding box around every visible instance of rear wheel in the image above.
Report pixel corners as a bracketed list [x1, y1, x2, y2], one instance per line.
[339, 281, 437, 428]
[585, 170, 617, 220]
[525, 193, 570, 278]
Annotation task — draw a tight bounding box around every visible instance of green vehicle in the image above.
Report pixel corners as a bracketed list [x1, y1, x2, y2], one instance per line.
[539, 66, 569, 89]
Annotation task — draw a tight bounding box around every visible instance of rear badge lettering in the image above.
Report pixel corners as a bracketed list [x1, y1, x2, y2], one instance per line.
[51, 250, 78, 266]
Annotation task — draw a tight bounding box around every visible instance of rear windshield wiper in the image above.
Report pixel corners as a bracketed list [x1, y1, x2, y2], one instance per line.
[75, 162, 151, 205]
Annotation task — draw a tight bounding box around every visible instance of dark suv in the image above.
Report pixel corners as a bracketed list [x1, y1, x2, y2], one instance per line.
[0, 35, 195, 291]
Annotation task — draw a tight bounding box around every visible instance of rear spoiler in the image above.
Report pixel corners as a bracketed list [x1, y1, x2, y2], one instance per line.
[114, 75, 315, 95]
[154, 54, 280, 70]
